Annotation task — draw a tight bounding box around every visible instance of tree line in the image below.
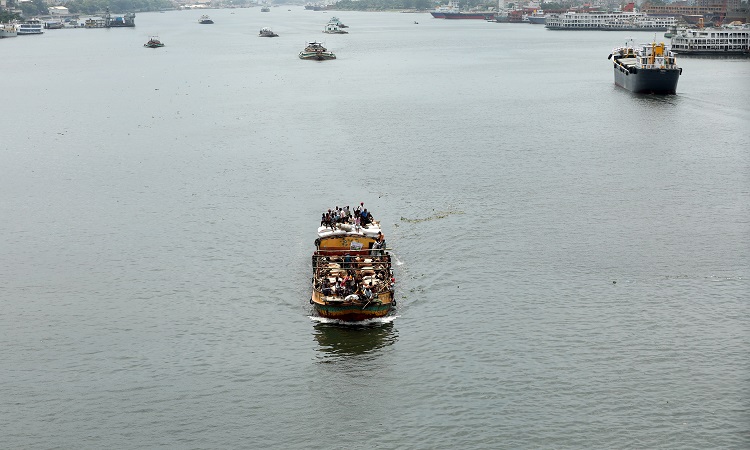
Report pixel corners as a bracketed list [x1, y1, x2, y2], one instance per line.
[332, 0, 496, 11]
[6, 0, 173, 17]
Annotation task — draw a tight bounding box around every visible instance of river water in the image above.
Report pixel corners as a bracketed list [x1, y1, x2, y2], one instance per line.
[1, 9, 748, 448]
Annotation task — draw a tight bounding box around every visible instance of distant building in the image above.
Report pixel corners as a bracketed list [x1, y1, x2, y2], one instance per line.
[49, 5, 68, 14]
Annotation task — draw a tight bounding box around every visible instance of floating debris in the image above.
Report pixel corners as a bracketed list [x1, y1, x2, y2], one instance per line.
[400, 210, 464, 223]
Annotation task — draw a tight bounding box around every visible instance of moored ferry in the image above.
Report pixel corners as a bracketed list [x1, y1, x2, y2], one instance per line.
[670, 26, 750, 55]
[16, 19, 44, 35]
[1, 23, 18, 38]
[311, 206, 395, 322]
[545, 12, 676, 31]
[608, 41, 681, 94]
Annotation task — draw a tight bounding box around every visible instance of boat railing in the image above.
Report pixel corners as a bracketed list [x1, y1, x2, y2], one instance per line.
[313, 253, 390, 266]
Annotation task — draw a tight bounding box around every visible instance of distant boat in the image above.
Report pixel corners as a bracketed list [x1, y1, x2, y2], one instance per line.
[299, 41, 336, 60]
[527, 10, 546, 24]
[16, 19, 44, 35]
[259, 27, 278, 37]
[545, 12, 676, 31]
[0, 23, 18, 38]
[105, 11, 136, 28]
[199, 15, 214, 24]
[328, 16, 348, 28]
[261, 6, 270, 12]
[144, 36, 165, 48]
[323, 22, 348, 34]
[670, 25, 750, 55]
[431, 0, 495, 19]
[44, 21, 64, 29]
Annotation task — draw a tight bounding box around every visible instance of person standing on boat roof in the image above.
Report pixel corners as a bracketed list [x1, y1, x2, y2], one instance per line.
[361, 208, 371, 226]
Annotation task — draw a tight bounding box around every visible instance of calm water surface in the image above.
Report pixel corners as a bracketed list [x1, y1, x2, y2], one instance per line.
[1, 9, 748, 448]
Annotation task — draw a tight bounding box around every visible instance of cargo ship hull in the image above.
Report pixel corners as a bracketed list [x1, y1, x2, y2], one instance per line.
[442, 11, 496, 19]
[614, 66, 680, 94]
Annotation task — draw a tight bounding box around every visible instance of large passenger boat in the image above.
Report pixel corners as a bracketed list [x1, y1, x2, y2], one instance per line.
[670, 25, 750, 55]
[545, 12, 676, 31]
[608, 41, 681, 94]
[16, 19, 44, 35]
[311, 206, 395, 322]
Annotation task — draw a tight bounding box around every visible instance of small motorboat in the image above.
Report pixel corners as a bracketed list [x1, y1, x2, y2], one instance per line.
[199, 15, 214, 24]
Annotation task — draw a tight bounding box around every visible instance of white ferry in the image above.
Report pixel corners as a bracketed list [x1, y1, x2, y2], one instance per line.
[670, 26, 750, 55]
[545, 12, 676, 31]
[16, 19, 44, 35]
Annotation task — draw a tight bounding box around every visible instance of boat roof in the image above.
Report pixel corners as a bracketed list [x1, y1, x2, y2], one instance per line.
[317, 223, 381, 239]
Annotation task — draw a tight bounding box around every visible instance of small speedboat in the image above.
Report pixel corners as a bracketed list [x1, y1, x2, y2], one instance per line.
[199, 15, 213, 24]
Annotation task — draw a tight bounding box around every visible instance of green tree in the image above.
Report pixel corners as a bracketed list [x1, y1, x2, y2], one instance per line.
[1, 10, 23, 22]
[20, 0, 48, 16]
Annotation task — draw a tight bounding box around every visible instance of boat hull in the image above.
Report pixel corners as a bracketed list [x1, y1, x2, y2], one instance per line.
[299, 51, 336, 60]
[671, 48, 750, 55]
[442, 12, 495, 19]
[312, 291, 393, 322]
[613, 65, 680, 94]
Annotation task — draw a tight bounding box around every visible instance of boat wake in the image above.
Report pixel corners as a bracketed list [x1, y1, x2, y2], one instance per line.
[400, 209, 464, 223]
[309, 315, 399, 326]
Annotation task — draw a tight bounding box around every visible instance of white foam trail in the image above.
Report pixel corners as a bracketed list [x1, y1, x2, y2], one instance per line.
[309, 315, 399, 325]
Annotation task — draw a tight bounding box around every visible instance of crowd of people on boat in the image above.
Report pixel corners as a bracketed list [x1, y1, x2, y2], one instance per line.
[313, 253, 393, 302]
[320, 203, 374, 231]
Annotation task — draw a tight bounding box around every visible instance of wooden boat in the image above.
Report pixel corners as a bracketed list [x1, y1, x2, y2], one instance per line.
[311, 207, 395, 322]
[144, 36, 165, 48]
